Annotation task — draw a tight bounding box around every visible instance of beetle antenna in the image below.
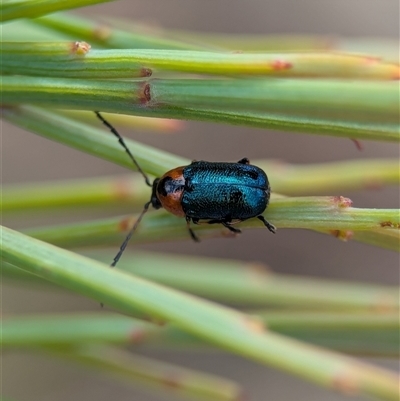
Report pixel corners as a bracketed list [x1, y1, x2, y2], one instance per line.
[94, 111, 152, 187]
[111, 200, 152, 267]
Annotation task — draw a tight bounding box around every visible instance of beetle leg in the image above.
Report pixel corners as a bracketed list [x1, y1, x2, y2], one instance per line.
[237, 157, 250, 165]
[257, 215, 276, 233]
[186, 216, 200, 242]
[222, 221, 242, 234]
[208, 219, 242, 234]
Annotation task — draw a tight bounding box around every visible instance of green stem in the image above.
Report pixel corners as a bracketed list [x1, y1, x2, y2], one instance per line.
[3, 82, 398, 141]
[1, 175, 148, 212]
[1, 226, 398, 400]
[34, 13, 207, 50]
[2, 105, 184, 177]
[0, 0, 115, 22]
[264, 196, 399, 230]
[3, 76, 398, 122]
[257, 159, 400, 195]
[3, 42, 399, 79]
[19, 197, 399, 247]
[3, 312, 399, 357]
[49, 344, 243, 401]
[3, 158, 398, 212]
[1, 41, 154, 78]
[58, 109, 183, 132]
[351, 229, 400, 252]
[4, 249, 399, 310]
[150, 79, 399, 122]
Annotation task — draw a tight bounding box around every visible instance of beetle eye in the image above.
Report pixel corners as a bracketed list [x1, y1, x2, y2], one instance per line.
[151, 195, 162, 209]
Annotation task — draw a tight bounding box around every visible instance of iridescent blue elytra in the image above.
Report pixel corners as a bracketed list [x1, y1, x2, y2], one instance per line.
[151, 158, 276, 241]
[182, 161, 269, 220]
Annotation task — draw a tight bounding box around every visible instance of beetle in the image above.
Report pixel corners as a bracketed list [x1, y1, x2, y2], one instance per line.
[95, 111, 276, 267]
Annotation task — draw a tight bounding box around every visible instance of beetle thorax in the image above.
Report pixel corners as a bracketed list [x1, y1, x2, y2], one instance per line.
[155, 167, 186, 217]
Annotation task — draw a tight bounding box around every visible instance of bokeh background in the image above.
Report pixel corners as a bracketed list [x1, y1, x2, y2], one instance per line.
[2, 1, 399, 400]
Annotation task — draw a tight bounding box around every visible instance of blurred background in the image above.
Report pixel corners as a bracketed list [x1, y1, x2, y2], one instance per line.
[2, 1, 399, 400]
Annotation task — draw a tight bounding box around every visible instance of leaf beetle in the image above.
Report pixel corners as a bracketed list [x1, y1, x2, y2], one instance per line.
[95, 111, 276, 267]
